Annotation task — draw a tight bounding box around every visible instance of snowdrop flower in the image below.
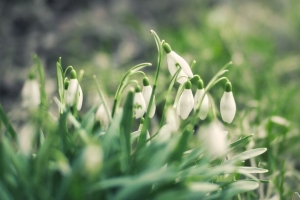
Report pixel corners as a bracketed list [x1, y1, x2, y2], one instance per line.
[133, 86, 146, 119]
[21, 73, 40, 109]
[95, 104, 109, 130]
[157, 107, 180, 141]
[194, 79, 209, 120]
[82, 144, 103, 174]
[65, 69, 83, 110]
[163, 43, 193, 84]
[198, 120, 227, 157]
[18, 123, 36, 156]
[142, 77, 156, 118]
[220, 81, 236, 123]
[176, 81, 194, 120]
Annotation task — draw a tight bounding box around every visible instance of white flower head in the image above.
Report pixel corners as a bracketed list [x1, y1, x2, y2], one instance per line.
[95, 104, 109, 130]
[65, 69, 83, 110]
[21, 74, 40, 109]
[166, 107, 180, 131]
[194, 79, 209, 120]
[18, 123, 36, 156]
[142, 77, 156, 118]
[198, 120, 228, 157]
[133, 86, 146, 119]
[176, 81, 194, 120]
[163, 43, 194, 84]
[220, 82, 236, 123]
[82, 144, 103, 174]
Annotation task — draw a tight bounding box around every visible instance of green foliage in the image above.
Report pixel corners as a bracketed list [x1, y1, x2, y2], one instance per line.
[0, 31, 269, 200]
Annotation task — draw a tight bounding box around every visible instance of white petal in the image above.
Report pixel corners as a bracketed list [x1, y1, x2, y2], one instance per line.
[167, 53, 189, 84]
[83, 145, 103, 173]
[18, 123, 36, 156]
[194, 89, 210, 120]
[133, 92, 146, 119]
[179, 89, 194, 120]
[95, 104, 109, 129]
[21, 80, 40, 109]
[157, 124, 172, 142]
[77, 84, 83, 110]
[142, 86, 156, 118]
[66, 79, 83, 110]
[170, 51, 193, 78]
[220, 91, 236, 123]
[198, 121, 227, 157]
[166, 107, 180, 131]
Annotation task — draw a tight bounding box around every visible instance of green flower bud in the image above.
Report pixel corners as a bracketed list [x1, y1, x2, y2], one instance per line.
[225, 81, 232, 92]
[163, 43, 172, 54]
[184, 81, 192, 89]
[135, 85, 141, 93]
[143, 77, 150, 86]
[70, 68, 77, 79]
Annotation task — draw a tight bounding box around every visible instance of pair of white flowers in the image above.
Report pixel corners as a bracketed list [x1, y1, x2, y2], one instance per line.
[133, 77, 156, 119]
[164, 42, 236, 123]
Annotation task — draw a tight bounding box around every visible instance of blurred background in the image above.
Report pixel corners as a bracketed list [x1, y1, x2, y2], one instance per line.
[0, 0, 300, 197]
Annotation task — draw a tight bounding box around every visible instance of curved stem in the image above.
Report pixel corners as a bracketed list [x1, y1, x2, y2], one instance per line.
[63, 66, 73, 78]
[138, 30, 163, 148]
[111, 63, 152, 117]
[128, 71, 147, 79]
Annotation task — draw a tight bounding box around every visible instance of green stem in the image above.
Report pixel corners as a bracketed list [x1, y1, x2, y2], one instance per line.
[111, 63, 152, 117]
[138, 30, 162, 149]
[93, 75, 112, 122]
[63, 66, 73, 78]
[0, 104, 17, 142]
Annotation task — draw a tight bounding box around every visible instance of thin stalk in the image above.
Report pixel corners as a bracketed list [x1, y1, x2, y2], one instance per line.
[137, 30, 162, 149]
[111, 63, 152, 117]
[93, 75, 112, 122]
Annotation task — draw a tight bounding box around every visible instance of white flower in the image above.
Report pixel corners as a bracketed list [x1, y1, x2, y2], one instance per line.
[83, 144, 103, 174]
[163, 43, 193, 84]
[166, 107, 180, 130]
[142, 78, 156, 118]
[198, 121, 227, 157]
[176, 81, 194, 120]
[220, 82, 236, 123]
[157, 107, 179, 142]
[194, 88, 209, 120]
[95, 104, 109, 130]
[65, 79, 83, 110]
[21, 79, 40, 109]
[133, 86, 146, 119]
[18, 123, 36, 156]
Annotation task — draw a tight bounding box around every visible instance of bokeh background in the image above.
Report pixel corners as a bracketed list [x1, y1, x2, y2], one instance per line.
[1, 0, 300, 197]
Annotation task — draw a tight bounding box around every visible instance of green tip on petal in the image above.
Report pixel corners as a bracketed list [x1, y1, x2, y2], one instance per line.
[143, 77, 150, 86]
[140, 117, 144, 124]
[70, 68, 77, 79]
[184, 81, 192, 89]
[135, 85, 141, 93]
[225, 81, 232, 92]
[64, 78, 70, 90]
[28, 72, 35, 80]
[197, 79, 204, 89]
[162, 43, 172, 54]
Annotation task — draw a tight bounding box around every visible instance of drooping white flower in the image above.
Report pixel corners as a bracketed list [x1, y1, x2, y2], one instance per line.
[83, 144, 103, 174]
[142, 77, 156, 118]
[198, 120, 227, 157]
[220, 82, 236, 123]
[176, 81, 194, 120]
[65, 69, 83, 110]
[133, 86, 146, 119]
[194, 79, 209, 120]
[163, 43, 193, 84]
[18, 123, 36, 156]
[21, 75, 40, 109]
[95, 104, 109, 130]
